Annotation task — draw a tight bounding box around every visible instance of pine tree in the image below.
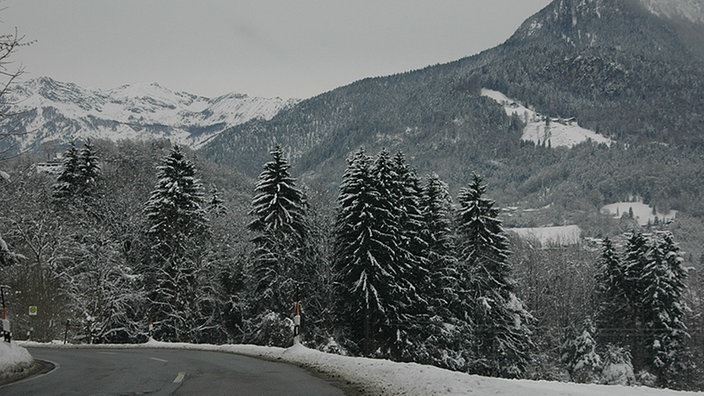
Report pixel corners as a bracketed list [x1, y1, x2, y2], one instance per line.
[53, 140, 102, 202]
[246, 145, 310, 345]
[594, 232, 690, 386]
[641, 232, 688, 387]
[144, 145, 209, 258]
[418, 173, 467, 370]
[561, 319, 602, 383]
[333, 148, 406, 356]
[143, 145, 210, 342]
[248, 145, 308, 242]
[622, 232, 651, 368]
[52, 141, 82, 200]
[595, 238, 631, 347]
[206, 185, 228, 216]
[455, 173, 533, 378]
[388, 151, 430, 360]
[78, 138, 101, 195]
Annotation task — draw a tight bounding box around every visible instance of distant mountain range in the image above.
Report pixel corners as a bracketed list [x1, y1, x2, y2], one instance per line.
[0, 77, 298, 154]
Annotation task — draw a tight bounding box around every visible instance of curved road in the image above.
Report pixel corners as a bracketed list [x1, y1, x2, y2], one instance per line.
[1, 348, 347, 395]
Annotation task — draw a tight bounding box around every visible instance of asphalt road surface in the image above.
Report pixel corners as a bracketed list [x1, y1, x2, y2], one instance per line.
[1, 347, 347, 395]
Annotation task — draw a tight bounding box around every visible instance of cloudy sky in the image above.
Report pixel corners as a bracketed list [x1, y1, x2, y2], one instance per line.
[4, 1, 551, 99]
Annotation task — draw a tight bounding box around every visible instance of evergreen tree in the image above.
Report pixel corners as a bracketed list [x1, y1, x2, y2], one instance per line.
[641, 232, 688, 387]
[595, 238, 631, 347]
[248, 145, 308, 242]
[143, 145, 210, 342]
[53, 139, 102, 202]
[594, 232, 690, 386]
[418, 173, 467, 370]
[246, 145, 311, 345]
[455, 173, 533, 378]
[206, 185, 228, 216]
[388, 151, 430, 360]
[334, 148, 406, 356]
[78, 138, 101, 195]
[52, 141, 82, 200]
[561, 319, 602, 383]
[622, 232, 651, 368]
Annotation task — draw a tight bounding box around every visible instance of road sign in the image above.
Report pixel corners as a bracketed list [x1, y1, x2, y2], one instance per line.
[29, 306, 38, 316]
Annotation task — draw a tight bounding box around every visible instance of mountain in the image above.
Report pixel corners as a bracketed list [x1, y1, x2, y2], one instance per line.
[1, 77, 297, 153]
[201, 0, 704, 183]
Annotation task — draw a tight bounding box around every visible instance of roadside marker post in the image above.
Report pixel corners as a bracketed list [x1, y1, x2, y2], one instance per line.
[293, 301, 301, 345]
[1, 285, 10, 342]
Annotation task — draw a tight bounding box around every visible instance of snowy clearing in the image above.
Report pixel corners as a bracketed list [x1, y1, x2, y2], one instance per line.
[508, 225, 582, 247]
[481, 89, 613, 148]
[601, 201, 677, 226]
[14, 340, 704, 395]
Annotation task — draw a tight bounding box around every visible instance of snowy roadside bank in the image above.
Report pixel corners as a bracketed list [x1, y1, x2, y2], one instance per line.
[0, 341, 36, 385]
[17, 340, 704, 395]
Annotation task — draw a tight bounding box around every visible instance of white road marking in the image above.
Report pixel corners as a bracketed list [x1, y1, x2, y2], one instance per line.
[173, 371, 186, 383]
[150, 357, 168, 363]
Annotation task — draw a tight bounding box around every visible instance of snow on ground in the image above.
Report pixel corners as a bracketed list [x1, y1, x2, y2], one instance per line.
[508, 225, 582, 247]
[481, 89, 613, 148]
[0, 341, 33, 376]
[17, 340, 704, 395]
[601, 201, 677, 226]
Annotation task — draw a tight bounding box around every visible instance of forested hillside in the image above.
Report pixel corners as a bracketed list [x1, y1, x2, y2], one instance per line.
[200, 0, 704, 266]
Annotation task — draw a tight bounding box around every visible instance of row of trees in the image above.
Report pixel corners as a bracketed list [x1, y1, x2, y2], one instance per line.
[243, 146, 534, 376]
[593, 233, 689, 387]
[1, 140, 698, 389]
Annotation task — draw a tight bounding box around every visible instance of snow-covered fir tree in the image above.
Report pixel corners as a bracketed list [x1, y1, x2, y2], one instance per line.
[143, 145, 211, 342]
[594, 232, 690, 387]
[388, 151, 431, 361]
[417, 173, 468, 371]
[144, 145, 209, 257]
[52, 141, 82, 200]
[455, 173, 533, 378]
[641, 232, 689, 387]
[78, 138, 101, 195]
[53, 140, 102, 202]
[595, 238, 632, 347]
[334, 148, 407, 356]
[206, 185, 228, 216]
[561, 319, 602, 383]
[246, 145, 311, 345]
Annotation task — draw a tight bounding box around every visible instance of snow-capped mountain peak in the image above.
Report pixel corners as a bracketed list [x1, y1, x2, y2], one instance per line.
[1, 77, 298, 152]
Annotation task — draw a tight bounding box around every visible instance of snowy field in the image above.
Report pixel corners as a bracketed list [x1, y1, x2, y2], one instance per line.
[508, 225, 582, 247]
[12, 340, 704, 395]
[601, 201, 677, 226]
[481, 89, 613, 148]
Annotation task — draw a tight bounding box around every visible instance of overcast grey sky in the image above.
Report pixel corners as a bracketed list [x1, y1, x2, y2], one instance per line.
[4, 1, 551, 99]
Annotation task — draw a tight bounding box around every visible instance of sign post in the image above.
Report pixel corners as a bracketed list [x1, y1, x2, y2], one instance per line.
[1, 285, 10, 342]
[28, 306, 37, 340]
[293, 301, 301, 345]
